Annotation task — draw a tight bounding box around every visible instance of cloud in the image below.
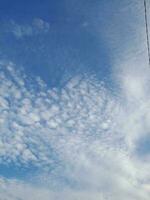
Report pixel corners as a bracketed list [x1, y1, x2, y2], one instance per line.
[0, 61, 119, 167]
[5, 18, 50, 38]
[0, 59, 150, 199]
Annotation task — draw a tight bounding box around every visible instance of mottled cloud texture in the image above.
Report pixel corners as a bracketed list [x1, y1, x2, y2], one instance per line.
[0, 58, 150, 200]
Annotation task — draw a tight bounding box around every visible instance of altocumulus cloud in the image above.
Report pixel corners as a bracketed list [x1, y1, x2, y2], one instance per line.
[0, 59, 150, 200]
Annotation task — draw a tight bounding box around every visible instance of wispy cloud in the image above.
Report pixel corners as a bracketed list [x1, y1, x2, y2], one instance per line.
[4, 18, 50, 38]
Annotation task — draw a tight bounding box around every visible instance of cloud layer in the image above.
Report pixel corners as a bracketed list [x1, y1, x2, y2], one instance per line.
[0, 59, 150, 199]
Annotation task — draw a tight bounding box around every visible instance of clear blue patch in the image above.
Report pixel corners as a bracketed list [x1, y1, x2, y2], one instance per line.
[0, 0, 113, 89]
[0, 162, 38, 181]
[136, 135, 150, 157]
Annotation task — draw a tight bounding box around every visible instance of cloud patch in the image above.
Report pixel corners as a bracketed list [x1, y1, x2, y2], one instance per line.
[0, 60, 150, 199]
[4, 18, 50, 38]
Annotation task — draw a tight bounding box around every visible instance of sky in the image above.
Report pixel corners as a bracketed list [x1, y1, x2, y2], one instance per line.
[0, 0, 150, 199]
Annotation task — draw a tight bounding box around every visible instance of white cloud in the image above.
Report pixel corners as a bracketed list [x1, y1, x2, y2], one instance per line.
[0, 59, 150, 199]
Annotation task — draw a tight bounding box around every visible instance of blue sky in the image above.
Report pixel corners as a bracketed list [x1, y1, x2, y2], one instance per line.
[0, 0, 150, 199]
[0, 0, 121, 87]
